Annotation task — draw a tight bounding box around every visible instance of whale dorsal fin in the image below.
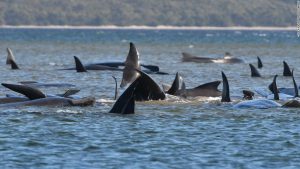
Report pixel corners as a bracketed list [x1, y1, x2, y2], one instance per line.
[167, 72, 181, 95]
[6, 48, 16, 65]
[257, 56, 263, 69]
[272, 75, 279, 100]
[109, 77, 139, 114]
[10, 59, 20, 69]
[1, 83, 46, 100]
[74, 56, 87, 72]
[292, 70, 299, 97]
[120, 42, 141, 88]
[134, 69, 166, 101]
[249, 64, 261, 77]
[194, 81, 221, 90]
[58, 89, 80, 97]
[283, 61, 292, 76]
[221, 72, 231, 102]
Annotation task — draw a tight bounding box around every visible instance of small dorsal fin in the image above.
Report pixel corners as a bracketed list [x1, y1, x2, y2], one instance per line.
[10, 59, 19, 70]
[60, 89, 80, 97]
[249, 64, 261, 77]
[194, 81, 221, 90]
[257, 56, 263, 69]
[272, 75, 279, 100]
[1, 83, 46, 100]
[74, 56, 87, 72]
[292, 70, 299, 97]
[167, 72, 181, 95]
[221, 72, 231, 102]
[283, 61, 292, 76]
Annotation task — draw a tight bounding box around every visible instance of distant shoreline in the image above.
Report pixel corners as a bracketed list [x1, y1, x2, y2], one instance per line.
[0, 25, 296, 31]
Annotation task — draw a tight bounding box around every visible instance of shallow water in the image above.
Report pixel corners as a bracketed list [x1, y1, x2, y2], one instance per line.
[0, 28, 299, 168]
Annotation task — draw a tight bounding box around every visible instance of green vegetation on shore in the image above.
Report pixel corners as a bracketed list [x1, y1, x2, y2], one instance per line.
[0, 0, 296, 27]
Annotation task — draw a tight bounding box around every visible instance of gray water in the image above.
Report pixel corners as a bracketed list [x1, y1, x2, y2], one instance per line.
[0, 28, 299, 168]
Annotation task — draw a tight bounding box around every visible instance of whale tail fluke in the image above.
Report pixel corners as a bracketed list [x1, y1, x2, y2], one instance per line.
[6, 48, 16, 65]
[221, 72, 231, 102]
[257, 56, 263, 69]
[249, 64, 261, 77]
[1, 83, 46, 100]
[283, 61, 292, 76]
[109, 77, 139, 114]
[74, 56, 87, 72]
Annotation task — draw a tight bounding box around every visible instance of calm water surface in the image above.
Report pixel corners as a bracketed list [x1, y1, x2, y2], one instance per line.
[0, 28, 299, 168]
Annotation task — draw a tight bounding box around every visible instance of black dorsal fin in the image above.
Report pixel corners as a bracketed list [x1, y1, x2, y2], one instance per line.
[10, 59, 19, 69]
[109, 77, 139, 114]
[74, 56, 87, 72]
[167, 72, 181, 95]
[194, 81, 221, 90]
[272, 75, 279, 100]
[221, 72, 231, 102]
[59, 89, 80, 97]
[257, 56, 263, 69]
[249, 64, 261, 77]
[283, 61, 292, 76]
[292, 70, 299, 97]
[1, 83, 46, 100]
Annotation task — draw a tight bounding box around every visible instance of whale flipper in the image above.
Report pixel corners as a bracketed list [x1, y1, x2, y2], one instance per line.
[2, 83, 46, 100]
[58, 89, 80, 97]
[221, 72, 231, 102]
[6, 48, 16, 65]
[112, 76, 118, 100]
[283, 61, 292, 76]
[134, 69, 166, 101]
[120, 42, 141, 88]
[10, 59, 19, 69]
[167, 72, 181, 95]
[292, 70, 299, 97]
[249, 64, 261, 77]
[74, 56, 87, 72]
[109, 77, 139, 114]
[257, 56, 263, 69]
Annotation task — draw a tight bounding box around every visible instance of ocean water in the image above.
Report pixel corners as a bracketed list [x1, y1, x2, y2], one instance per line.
[0, 28, 299, 168]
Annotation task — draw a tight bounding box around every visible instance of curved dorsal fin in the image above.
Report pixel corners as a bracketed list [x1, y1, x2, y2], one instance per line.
[112, 76, 118, 100]
[221, 72, 231, 102]
[74, 56, 87, 72]
[167, 72, 181, 95]
[249, 64, 261, 77]
[283, 61, 292, 76]
[257, 56, 263, 69]
[194, 81, 221, 90]
[1, 83, 46, 100]
[272, 75, 279, 100]
[292, 70, 299, 97]
[10, 59, 19, 70]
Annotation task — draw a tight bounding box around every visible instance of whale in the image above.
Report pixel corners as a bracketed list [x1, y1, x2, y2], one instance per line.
[6, 48, 16, 65]
[182, 52, 244, 64]
[0, 83, 94, 107]
[19, 81, 76, 88]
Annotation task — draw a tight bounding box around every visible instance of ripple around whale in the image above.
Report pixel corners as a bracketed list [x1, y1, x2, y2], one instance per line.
[0, 29, 299, 168]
